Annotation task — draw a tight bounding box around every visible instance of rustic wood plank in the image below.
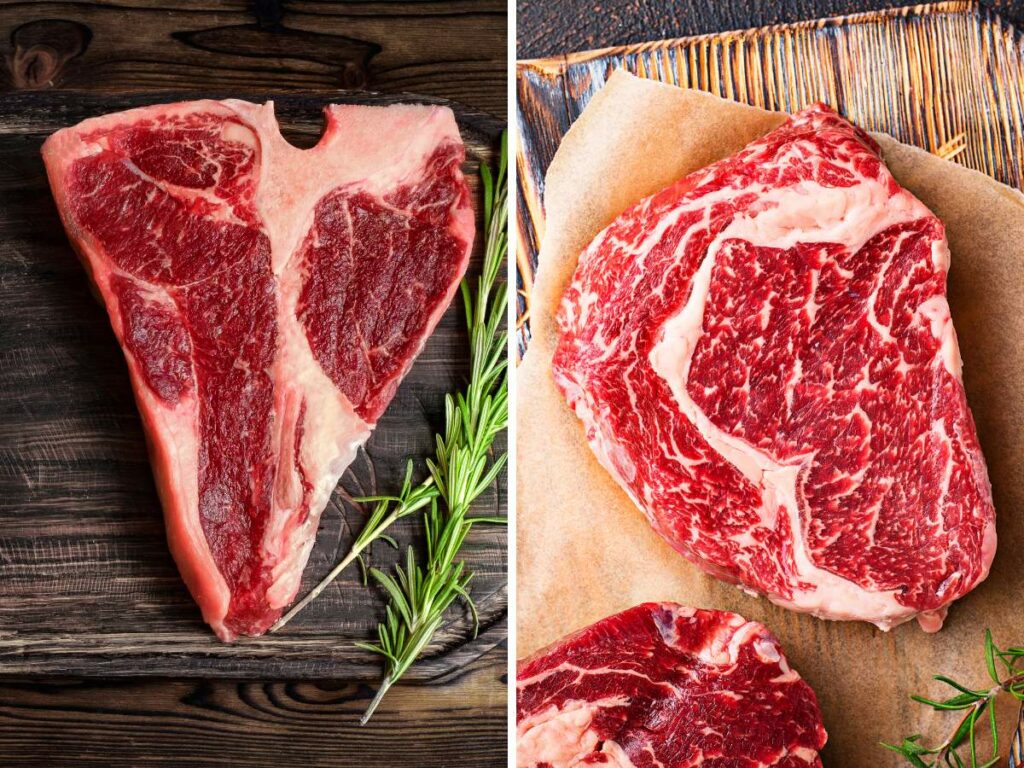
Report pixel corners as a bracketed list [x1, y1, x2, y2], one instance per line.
[0, 90, 507, 679]
[0, 1, 507, 117]
[0, 644, 508, 768]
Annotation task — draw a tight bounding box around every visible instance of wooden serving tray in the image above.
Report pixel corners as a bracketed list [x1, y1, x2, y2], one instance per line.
[0, 91, 506, 679]
[515, 0, 1024, 355]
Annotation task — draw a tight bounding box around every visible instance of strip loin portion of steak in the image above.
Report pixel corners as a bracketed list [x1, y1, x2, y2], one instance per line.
[43, 100, 473, 640]
[517, 603, 827, 767]
[553, 104, 995, 631]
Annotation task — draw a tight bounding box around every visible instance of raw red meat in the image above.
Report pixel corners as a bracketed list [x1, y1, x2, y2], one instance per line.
[42, 100, 473, 640]
[553, 104, 995, 632]
[517, 603, 827, 767]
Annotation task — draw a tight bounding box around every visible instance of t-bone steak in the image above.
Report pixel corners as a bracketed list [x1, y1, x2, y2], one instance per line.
[517, 603, 827, 767]
[42, 100, 473, 640]
[553, 104, 995, 632]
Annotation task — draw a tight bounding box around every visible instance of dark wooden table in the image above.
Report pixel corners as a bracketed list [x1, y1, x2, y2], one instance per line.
[0, 3, 507, 767]
[517, 0, 1024, 59]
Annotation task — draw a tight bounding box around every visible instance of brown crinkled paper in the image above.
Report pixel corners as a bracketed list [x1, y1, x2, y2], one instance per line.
[517, 70, 1024, 765]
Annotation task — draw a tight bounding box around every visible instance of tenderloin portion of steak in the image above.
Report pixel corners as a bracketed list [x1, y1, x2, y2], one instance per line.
[553, 104, 995, 631]
[517, 603, 827, 767]
[42, 100, 473, 640]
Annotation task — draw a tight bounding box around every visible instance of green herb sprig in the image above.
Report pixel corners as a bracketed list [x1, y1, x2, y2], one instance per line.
[356, 132, 509, 723]
[883, 630, 1024, 767]
[268, 462, 438, 632]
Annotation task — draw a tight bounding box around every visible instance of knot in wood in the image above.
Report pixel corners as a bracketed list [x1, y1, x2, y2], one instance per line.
[8, 19, 91, 89]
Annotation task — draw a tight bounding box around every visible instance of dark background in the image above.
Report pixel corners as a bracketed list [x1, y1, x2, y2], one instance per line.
[0, 2, 506, 767]
[518, 0, 1024, 59]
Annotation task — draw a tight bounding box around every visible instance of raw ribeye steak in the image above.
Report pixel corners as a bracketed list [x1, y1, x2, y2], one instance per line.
[517, 603, 827, 767]
[553, 104, 995, 632]
[42, 100, 473, 640]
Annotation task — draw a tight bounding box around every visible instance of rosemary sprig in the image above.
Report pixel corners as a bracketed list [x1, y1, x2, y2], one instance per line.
[269, 463, 438, 632]
[883, 630, 1024, 767]
[356, 131, 509, 723]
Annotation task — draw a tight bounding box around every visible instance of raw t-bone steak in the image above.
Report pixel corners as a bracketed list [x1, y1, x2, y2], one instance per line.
[42, 100, 473, 640]
[553, 104, 995, 631]
[517, 603, 827, 767]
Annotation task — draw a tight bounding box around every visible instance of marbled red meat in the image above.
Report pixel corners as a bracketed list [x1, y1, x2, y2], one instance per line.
[553, 104, 995, 631]
[517, 603, 827, 767]
[42, 100, 473, 640]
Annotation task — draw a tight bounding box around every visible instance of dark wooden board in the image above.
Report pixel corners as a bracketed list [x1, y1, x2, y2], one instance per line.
[0, 89, 507, 679]
[0, 1, 507, 118]
[0, 647, 509, 768]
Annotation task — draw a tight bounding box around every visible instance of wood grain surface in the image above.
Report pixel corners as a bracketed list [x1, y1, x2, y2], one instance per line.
[0, 645, 508, 767]
[0, 1, 508, 762]
[0, 0, 506, 117]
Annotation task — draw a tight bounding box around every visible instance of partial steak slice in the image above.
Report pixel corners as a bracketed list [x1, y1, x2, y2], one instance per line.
[43, 100, 473, 640]
[517, 603, 827, 767]
[553, 104, 995, 631]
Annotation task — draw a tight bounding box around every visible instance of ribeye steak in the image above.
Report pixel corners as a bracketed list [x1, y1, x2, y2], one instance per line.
[42, 100, 473, 640]
[553, 104, 995, 631]
[517, 603, 827, 767]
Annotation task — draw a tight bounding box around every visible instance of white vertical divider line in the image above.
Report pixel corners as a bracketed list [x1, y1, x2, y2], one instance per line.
[506, 0, 518, 764]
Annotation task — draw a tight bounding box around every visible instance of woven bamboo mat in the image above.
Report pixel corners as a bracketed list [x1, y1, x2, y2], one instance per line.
[515, 0, 1024, 357]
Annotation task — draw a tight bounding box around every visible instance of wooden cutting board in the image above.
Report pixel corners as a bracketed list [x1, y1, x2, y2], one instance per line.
[0, 90, 507, 679]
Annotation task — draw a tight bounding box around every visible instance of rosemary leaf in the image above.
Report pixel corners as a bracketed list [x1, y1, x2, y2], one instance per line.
[985, 630, 1000, 685]
[885, 629, 1024, 767]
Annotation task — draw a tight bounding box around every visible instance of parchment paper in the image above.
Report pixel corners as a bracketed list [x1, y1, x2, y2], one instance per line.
[517, 70, 1024, 765]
